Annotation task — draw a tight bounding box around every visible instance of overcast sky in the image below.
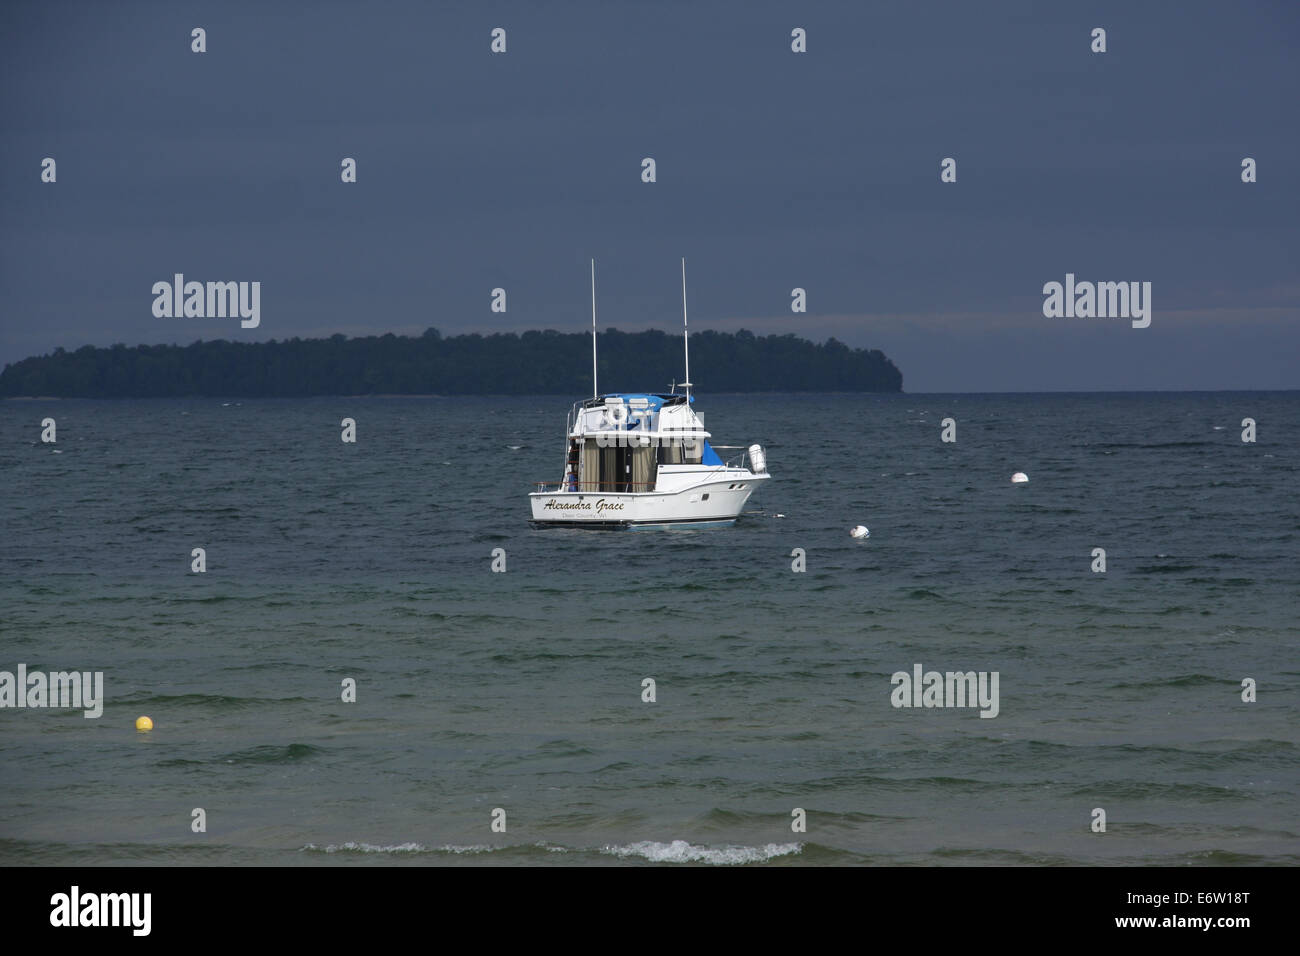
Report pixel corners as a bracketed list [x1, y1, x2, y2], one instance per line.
[1, 0, 1296, 392]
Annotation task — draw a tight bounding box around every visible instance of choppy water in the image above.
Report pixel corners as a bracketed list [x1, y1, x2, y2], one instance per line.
[2, 393, 1297, 865]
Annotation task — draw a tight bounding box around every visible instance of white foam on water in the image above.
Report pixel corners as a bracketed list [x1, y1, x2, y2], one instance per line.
[301, 842, 494, 855]
[435, 844, 495, 854]
[303, 841, 427, 854]
[601, 840, 802, 865]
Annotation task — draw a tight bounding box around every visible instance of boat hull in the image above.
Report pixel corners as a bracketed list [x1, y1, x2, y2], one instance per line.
[529, 474, 767, 528]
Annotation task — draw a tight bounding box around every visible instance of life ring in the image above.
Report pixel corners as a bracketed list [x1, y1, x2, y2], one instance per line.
[607, 403, 627, 425]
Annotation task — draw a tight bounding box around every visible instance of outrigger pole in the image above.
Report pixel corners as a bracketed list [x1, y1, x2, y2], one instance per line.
[591, 259, 598, 399]
[680, 257, 692, 400]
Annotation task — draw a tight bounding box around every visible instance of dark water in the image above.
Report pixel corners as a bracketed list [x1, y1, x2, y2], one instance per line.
[1, 393, 1297, 865]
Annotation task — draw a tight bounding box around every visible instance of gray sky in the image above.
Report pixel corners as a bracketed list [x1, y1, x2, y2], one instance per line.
[2, 0, 1297, 391]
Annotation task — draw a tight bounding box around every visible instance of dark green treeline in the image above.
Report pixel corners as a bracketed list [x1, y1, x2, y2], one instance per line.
[0, 328, 903, 397]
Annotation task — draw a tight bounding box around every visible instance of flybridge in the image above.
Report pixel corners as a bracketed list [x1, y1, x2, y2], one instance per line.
[570, 392, 725, 462]
[579, 392, 691, 423]
[572, 393, 703, 438]
[583, 392, 689, 408]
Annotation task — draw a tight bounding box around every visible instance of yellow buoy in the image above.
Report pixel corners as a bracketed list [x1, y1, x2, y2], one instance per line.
[135, 715, 153, 731]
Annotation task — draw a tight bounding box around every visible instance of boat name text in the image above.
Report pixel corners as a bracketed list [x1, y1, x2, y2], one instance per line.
[542, 498, 626, 515]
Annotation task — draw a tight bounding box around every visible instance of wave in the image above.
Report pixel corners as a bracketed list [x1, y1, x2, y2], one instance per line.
[216, 743, 323, 764]
[301, 842, 492, 855]
[116, 692, 313, 709]
[1109, 673, 1223, 689]
[1089, 441, 1213, 449]
[600, 840, 802, 865]
[295, 839, 805, 865]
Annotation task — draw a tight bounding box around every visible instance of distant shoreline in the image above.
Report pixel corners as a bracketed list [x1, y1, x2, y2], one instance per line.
[0, 328, 905, 399]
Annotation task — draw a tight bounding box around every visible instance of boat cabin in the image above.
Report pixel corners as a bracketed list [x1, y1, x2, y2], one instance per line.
[561, 393, 726, 494]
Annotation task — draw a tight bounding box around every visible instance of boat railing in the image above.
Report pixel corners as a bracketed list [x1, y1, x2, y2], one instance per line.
[566, 401, 584, 436]
[709, 445, 752, 471]
[533, 480, 658, 494]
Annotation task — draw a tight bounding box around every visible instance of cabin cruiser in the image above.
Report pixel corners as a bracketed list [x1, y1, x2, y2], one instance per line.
[528, 261, 770, 528]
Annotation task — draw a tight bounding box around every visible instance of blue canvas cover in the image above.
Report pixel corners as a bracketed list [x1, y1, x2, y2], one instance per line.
[601, 393, 694, 429]
[601, 393, 693, 408]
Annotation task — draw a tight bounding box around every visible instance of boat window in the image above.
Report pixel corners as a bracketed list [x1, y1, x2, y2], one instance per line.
[600, 445, 622, 492]
[658, 437, 703, 466]
[631, 446, 655, 490]
[581, 439, 599, 490]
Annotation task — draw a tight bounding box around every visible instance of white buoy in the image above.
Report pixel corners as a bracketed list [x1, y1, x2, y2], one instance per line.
[850, 525, 870, 538]
[1011, 472, 1028, 484]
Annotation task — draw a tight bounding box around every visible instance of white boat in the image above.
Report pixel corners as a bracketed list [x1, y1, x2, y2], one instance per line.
[528, 260, 770, 528]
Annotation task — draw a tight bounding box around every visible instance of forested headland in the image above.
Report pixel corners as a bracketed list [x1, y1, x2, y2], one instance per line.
[0, 328, 903, 397]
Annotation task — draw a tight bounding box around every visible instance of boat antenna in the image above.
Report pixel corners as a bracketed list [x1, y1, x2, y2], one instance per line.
[591, 258, 598, 399]
[680, 257, 692, 400]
